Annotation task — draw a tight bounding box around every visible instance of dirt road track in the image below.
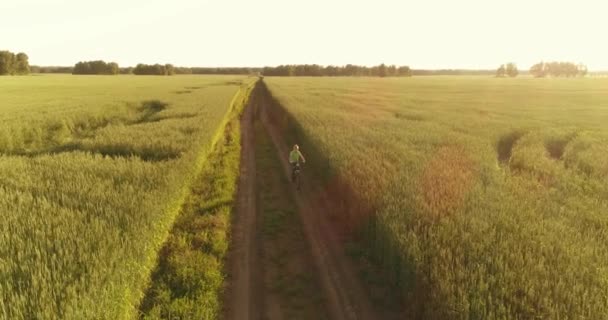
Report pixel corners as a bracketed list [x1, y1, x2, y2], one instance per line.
[258, 90, 379, 320]
[224, 99, 259, 320]
[225, 84, 379, 320]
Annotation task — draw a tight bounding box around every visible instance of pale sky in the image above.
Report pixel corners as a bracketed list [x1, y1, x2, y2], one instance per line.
[2, 0, 607, 70]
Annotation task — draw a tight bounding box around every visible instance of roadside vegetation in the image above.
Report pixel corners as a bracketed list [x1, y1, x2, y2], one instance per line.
[138, 79, 252, 320]
[265, 76, 608, 319]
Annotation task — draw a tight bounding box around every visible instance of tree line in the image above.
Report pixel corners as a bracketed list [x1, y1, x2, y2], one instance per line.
[27, 57, 595, 78]
[68, 62, 258, 76]
[71, 61, 178, 75]
[412, 69, 496, 76]
[131, 64, 177, 75]
[530, 62, 587, 77]
[35, 63, 499, 77]
[73, 60, 119, 75]
[494, 61, 588, 78]
[134, 65, 179, 75]
[129, 65, 259, 75]
[190, 67, 255, 75]
[0, 50, 30, 75]
[31, 66, 73, 74]
[261, 64, 412, 77]
[33, 65, 513, 77]
[496, 63, 519, 77]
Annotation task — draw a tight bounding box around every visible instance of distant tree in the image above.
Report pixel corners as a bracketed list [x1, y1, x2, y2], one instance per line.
[343, 64, 356, 76]
[31, 66, 73, 74]
[164, 64, 175, 75]
[280, 66, 297, 77]
[378, 63, 387, 77]
[173, 67, 193, 74]
[506, 63, 518, 77]
[0, 51, 15, 75]
[413, 69, 496, 76]
[325, 65, 338, 76]
[73, 60, 119, 75]
[398, 66, 412, 77]
[188, 67, 252, 75]
[73, 61, 90, 74]
[305, 64, 323, 76]
[577, 64, 588, 77]
[564, 62, 575, 77]
[15, 53, 30, 75]
[530, 61, 587, 78]
[133, 64, 169, 75]
[107, 62, 119, 75]
[530, 62, 547, 77]
[295, 65, 306, 76]
[259, 64, 413, 77]
[119, 67, 133, 74]
[132, 64, 145, 75]
[0, 51, 30, 75]
[262, 65, 290, 76]
[368, 65, 377, 76]
[496, 64, 506, 77]
[548, 62, 562, 77]
[387, 65, 397, 77]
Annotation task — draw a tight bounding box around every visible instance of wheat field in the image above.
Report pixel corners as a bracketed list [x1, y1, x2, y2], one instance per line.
[0, 74, 252, 319]
[265, 76, 608, 319]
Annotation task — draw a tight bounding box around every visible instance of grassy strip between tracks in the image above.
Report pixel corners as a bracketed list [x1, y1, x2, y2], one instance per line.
[138, 82, 254, 320]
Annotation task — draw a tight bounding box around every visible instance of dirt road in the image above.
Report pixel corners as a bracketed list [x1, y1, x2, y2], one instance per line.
[225, 84, 379, 320]
[224, 96, 259, 320]
[258, 89, 379, 320]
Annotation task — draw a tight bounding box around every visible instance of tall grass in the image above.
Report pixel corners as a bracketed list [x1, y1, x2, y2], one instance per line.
[139, 80, 253, 320]
[265, 76, 608, 319]
[0, 75, 254, 319]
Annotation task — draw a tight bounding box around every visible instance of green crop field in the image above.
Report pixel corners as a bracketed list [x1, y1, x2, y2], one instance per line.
[0, 74, 253, 319]
[264, 76, 608, 319]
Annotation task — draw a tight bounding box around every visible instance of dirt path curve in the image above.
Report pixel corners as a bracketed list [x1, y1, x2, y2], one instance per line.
[224, 98, 258, 320]
[258, 93, 379, 320]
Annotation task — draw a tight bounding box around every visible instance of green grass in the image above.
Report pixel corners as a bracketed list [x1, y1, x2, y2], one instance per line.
[0, 74, 254, 319]
[138, 79, 252, 320]
[264, 76, 608, 319]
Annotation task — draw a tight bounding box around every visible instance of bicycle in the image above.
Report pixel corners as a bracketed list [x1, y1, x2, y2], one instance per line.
[291, 162, 302, 190]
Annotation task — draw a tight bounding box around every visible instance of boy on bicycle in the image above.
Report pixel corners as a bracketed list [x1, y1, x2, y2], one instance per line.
[289, 144, 306, 182]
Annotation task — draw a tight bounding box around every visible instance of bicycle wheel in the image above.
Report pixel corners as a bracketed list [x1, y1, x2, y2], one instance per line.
[295, 171, 301, 190]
